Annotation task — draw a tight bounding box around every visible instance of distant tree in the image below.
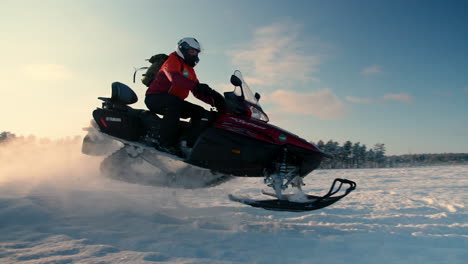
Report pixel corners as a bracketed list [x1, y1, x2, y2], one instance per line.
[367, 149, 376, 167]
[324, 140, 340, 156]
[321, 140, 341, 169]
[316, 140, 325, 150]
[340, 141, 353, 168]
[351, 142, 361, 168]
[358, 144, 367, 168]
[373, 143, 387, 167]
[0, 131, 16, 143]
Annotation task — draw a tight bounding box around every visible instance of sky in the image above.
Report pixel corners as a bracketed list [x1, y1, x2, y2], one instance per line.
[0, 0, 467, 155]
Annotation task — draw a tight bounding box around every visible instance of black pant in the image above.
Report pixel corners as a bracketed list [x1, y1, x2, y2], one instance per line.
[145, 93, 205, 147]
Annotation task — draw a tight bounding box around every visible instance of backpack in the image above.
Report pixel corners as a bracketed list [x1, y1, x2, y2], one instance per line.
[133, 54, 169, 87]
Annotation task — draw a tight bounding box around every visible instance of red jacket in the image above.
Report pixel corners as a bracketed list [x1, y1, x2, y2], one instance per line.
[146, 52, 213, 105]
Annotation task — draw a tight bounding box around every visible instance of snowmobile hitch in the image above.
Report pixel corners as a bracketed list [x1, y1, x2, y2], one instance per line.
[229, 178, 357, 212]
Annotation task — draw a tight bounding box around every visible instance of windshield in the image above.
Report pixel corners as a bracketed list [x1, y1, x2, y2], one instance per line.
[231, 70, 269, 122]
[233, 71, 258, 106]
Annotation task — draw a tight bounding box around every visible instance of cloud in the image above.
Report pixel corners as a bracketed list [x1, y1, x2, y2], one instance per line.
[229, 21, 322, 86]
[361, 65, 382, 76]
[346, 93, 414, 104]
[267, 89, 346, 119]
[383, 93, 414, 103]
[227, 21, 346, 120]
[345, 96, 375, 104]
[23, 64, 73, 81]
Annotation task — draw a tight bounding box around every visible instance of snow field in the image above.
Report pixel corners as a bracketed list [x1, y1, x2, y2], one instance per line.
[0, 139, 466, 263]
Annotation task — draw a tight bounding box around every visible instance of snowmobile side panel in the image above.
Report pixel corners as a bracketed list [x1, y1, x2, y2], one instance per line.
[93, 108, 146, 141]
[188, 128, 280, 177]
[188, 127, 326, 177]
[214, 115, 321, 151]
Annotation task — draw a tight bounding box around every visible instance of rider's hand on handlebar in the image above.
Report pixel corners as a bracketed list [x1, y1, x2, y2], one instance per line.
[194, 83, 213, 96]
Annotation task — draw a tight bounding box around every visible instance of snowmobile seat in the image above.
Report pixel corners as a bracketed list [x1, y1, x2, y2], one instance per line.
[111, 82, 138, 105]
[98, 82, 138, 105]
[98, 82, 138, 111]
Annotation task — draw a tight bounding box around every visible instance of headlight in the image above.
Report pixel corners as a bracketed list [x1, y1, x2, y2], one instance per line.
[250, 106, 269, 122]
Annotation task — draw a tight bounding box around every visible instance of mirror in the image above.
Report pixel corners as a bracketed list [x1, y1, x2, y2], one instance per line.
[255, 92, 261, 101]
[230, 75, 242, 87]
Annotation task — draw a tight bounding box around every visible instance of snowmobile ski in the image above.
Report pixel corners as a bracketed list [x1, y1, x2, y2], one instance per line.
[229, 178, 356, 212]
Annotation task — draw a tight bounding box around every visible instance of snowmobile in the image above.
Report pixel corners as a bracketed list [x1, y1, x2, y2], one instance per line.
[82, 70, 356, 212]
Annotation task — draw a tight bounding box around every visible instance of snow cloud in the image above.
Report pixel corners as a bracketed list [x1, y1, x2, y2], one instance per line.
[23, 63, 73, 81]
[0, 135, 158, 216]
[268, 89, 346, 119]
[346, 93, 414, 104]
[229, 21, 322, 86]
[361, 65, 382, 76]
[0, 136, 96, 187]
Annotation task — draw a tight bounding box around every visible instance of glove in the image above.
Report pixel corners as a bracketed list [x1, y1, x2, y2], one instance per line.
[194, 83, 213, 96]
[211, 90, 226, 110]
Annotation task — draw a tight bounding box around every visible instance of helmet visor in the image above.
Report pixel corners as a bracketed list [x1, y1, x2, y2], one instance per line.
[187, 49, 200, 55]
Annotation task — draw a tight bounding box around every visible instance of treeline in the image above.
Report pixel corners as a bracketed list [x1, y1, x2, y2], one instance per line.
[386, 153, 468, 167]
[0, 131, 80, 145]
[2, 131, 467, 168]
[314, 140, 468, 169]
[315, 140, 387, 169]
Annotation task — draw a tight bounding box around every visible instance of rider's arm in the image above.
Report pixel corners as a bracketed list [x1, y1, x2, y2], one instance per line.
[162, 55, 197, 92]
[193, 90, 215, 106]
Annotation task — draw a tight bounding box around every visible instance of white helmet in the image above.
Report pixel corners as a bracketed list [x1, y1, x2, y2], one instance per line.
[176, 37, 202, 67]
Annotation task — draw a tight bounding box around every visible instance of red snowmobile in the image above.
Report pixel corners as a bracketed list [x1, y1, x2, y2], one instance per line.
[82, 70, 356, 212]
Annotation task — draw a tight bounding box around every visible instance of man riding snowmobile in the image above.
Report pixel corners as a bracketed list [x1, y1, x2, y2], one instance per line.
[83, 43, 356, 211]
[144, 37, 221, 156]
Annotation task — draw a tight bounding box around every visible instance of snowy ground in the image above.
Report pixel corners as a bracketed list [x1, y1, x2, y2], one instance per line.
[0, 139, 466, 264]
